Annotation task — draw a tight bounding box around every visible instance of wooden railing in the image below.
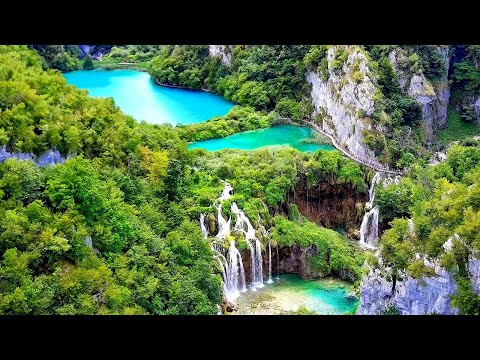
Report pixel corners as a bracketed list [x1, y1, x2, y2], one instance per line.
[295, 118, 404, 175]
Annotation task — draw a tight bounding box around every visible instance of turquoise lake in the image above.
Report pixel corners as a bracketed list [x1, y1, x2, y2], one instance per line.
[233, 274, 358, 315]
[188, 125, 335, 152]
[63, 70, 234, 125]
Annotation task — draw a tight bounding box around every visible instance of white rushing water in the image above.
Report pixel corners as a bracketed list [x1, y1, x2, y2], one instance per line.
[200, 182, 273, 304]
[258, 214, 273, 284]
[231, 202, 264, 288]
[219, 181, 234, 201]
[366, 172, 381, 209]
[359, 206, 379, 247]
[359, 173, 381, 248]
[216, 203, 231, 240]
[267, 240, 273, 284]
[200, 213, 209, 239]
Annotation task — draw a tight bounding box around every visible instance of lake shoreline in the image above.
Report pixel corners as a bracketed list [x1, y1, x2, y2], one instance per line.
[154, 78, 211, 93]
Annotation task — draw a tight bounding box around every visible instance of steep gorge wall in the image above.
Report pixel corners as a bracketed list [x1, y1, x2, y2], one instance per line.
[286, 175, 366, 233]
[241, 244, 356, 284]
[358, 253, 480, 315]
[208, 45, 233, 66]
[388, 46, 451, 141]
[307, 46, 384, 167]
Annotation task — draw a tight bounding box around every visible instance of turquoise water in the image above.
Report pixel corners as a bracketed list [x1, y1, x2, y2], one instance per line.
[233, 274, 358, 315]
[188, 125, 335, 152]
[63, 70, 234, 125]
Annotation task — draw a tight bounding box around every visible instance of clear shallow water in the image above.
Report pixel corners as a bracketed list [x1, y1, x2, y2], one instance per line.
[63, 70, 234, 125]
[232, 274, 358, 315]
[188, 125, 335, 152]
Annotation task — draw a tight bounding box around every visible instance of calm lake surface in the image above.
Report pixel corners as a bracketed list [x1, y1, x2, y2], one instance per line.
[188, 125, 335, 152]
[64, 70, 234, 125]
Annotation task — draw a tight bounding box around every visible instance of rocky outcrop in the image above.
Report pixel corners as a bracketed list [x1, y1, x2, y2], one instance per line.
[276, 245, 322, 279]
[475, 97, 480, 127]
[358, 254, 480, 315]
[307, 46, 383, 168]
[389, 46, 451, 141]
[468, 256, 480, 293]
[358, 265, 459, 315]
[0, 146, 65, 167]
[208, 45, 233, 66]
[241, 244, 355, 283]
[286, 176, 366, 232]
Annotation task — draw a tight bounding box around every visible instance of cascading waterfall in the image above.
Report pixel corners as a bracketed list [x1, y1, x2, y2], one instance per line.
[231, 202, 264, 288]
[366, 172, 381, 209]
[267, 240, 273, 284]
[200, 213, 209, 240]
[258, 214, 273, 284]
[254, 239, 264, 287]
[219, 181, 234, 201]
[198, 181, 273, 305]
[276, 246, 280, 280]
[360, 172, 381, 247]
[216, 203, 231, 240]
[359, 206, 379, 247]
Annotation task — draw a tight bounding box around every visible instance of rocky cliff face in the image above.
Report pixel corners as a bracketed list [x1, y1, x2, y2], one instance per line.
[241, 244, 355, 283]
[307, 46, 383, 167]
[208, 45, 232, 66]
[0, 147, 65, 167]
[285, 175, 366, 232]
[358, 253, 480, 315]
[358, 262, 460, 315]
[388, 46, 451, 141]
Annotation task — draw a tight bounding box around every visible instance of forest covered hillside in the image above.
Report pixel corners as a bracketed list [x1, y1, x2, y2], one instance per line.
[1, 44, 479, 315]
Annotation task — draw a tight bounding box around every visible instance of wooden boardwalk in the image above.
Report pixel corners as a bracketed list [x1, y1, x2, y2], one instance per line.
[298, 119, 403, 175]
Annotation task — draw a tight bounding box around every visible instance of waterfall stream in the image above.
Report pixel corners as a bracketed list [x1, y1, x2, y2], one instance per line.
[359, 172, 401, 248]
[267, 240, 273, 284]
[231, 202, 264, 288]
[359, 206, 379, 247]
[200, 213, 208, 239]
[200, 182, 272, 303]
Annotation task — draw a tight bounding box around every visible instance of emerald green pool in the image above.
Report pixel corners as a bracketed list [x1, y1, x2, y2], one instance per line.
[232, 274, 358, 315]
[188, 125, 335, 152]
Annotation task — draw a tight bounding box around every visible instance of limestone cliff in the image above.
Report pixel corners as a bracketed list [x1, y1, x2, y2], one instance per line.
[208, 45, 233, 66]
[357, 251, 480, 315]
[285, 174, 366, 232]
[358, 261, 460, 315]
[241, 244, 356, 283]
[307, 46, 384, 167]
[388, 46, 451, 141]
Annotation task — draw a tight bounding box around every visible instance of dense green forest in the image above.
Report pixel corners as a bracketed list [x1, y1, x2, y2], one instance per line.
[0, 46, 366, 314]
[147, 45, 480, 169]
[373, 141, 480, 314]
[2, 44, 480, 315]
